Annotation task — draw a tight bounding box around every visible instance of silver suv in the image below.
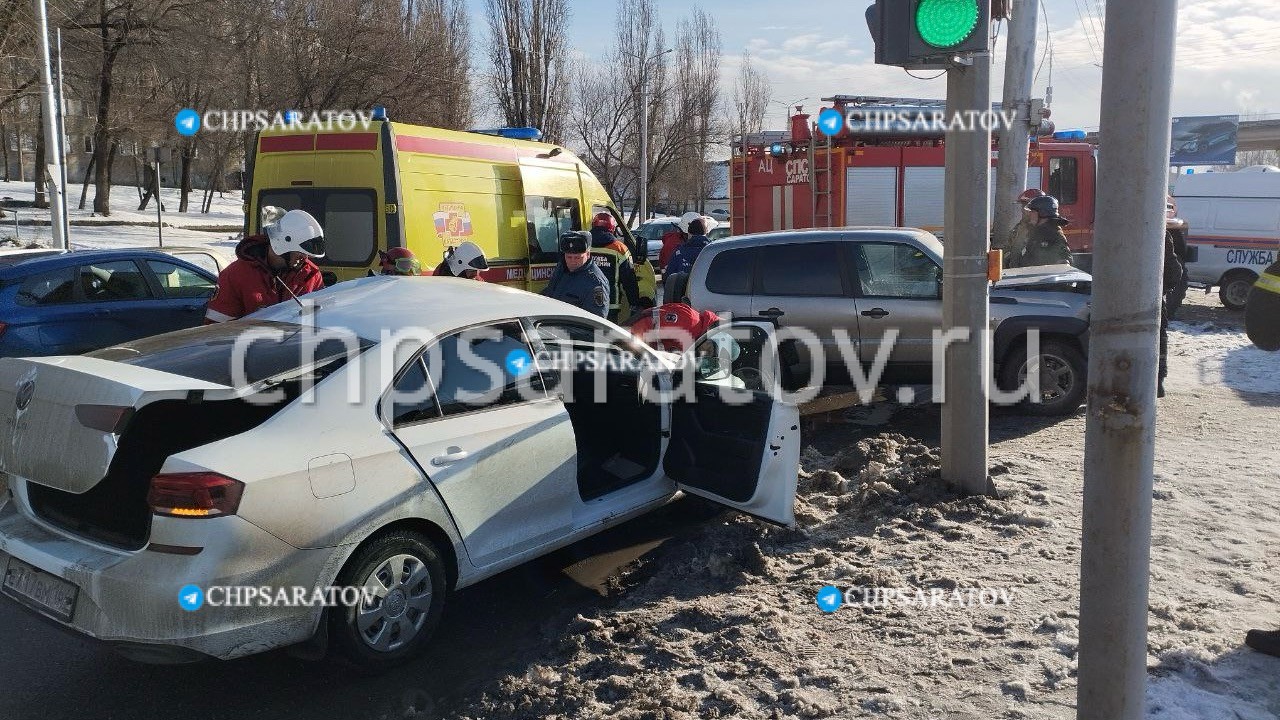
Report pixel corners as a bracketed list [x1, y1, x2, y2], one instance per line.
[684, 228, 1092, 415]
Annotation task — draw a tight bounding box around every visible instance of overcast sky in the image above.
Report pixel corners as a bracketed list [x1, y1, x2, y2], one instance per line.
[465, 0, 1280, 133]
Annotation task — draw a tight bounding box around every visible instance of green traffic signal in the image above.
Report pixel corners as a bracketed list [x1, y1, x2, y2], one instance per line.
[915, 0, 981, 48]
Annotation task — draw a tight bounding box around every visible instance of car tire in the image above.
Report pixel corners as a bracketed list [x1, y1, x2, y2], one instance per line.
[999, 339, 1087, 416]
[1219, 270, 1257, 312]
[328, 531, 447, 672]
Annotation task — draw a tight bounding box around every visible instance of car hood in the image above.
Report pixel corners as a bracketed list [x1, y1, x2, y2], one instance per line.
[995, 264, 1092, 289]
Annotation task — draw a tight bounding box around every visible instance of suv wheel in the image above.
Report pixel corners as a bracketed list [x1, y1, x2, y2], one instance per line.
[1219, 270, 1257, 311]
[1000, 339, 1087, 416]
[329, 531, 447, 672]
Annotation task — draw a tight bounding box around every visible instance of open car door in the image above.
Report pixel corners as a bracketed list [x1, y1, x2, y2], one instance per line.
[663, 321, 800, 525]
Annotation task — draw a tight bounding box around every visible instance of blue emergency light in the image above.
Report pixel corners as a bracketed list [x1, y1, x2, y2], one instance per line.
[371, 105, 388, 121]
[1053, 130, 1087, 140]
[283, 110, 301, 125]
[769, 143, 786, 158]
[469, 127, 544, 141]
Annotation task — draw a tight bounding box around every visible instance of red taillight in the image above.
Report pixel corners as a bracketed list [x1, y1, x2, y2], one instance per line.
[146, 473, 244, 518]
[75, 404, 134, 433]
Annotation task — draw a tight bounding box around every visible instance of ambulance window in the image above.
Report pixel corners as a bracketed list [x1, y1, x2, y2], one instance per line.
[323, 191, 376, 264]
[1048, 157, 1078, 204]
[527, 196, 581, 254]
[259, 191, 303, 215]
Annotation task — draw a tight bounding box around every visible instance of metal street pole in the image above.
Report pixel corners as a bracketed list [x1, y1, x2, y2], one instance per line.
[993, 0, 1037, 243]
[1077, 1, 1177, 718]
[153, 148, 164, 248]
[54, 27, 70, 246]
[941, 51, 993, 497]
[639, 61, 649, 223]
[32, 0, 66, 250]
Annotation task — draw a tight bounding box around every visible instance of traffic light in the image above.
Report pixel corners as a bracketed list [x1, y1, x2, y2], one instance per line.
[866, 0, 991, 69]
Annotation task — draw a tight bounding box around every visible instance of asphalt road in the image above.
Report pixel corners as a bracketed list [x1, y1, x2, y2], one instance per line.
[0, 497, 720, 720]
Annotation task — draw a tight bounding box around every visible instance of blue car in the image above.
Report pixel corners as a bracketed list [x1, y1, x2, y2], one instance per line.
[0, 249, 218, 357]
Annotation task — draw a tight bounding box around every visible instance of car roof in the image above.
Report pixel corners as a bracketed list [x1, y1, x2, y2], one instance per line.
[0, 248, 214, 280]
[708, 227, 944, 256]
[248, 275, 611, 339]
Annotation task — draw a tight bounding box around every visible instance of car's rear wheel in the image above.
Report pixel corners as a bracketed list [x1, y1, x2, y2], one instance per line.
[1000, 339, 1087, 416]
[1219, 270, 1257, 311]
[329, 531, 447, 672]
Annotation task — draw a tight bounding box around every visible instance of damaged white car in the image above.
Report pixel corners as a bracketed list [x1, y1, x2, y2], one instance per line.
[0, 277, 799, 669]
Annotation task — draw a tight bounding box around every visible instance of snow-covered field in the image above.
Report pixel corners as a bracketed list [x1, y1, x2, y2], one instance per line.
[0, 179, 244, 251]
[437, 295, 1279, 720]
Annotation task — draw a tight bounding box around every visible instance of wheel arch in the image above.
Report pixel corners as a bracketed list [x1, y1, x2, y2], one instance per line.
[993, 316, 1090, 370]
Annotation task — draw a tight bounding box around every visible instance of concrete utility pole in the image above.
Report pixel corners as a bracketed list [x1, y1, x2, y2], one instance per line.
[993, 0, 1038, 243]
[54, 27, 70, 246]
[1077, 1, 1178, 719]
[33, 0, 66, 249]
[941, 51, 993, 497]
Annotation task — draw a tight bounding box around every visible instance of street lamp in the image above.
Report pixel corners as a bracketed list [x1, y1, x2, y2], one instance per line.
[621, 46, 674, 223]
[151, 145, 166, 248]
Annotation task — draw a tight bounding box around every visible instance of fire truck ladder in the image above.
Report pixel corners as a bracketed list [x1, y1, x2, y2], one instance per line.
[731, 133, 750, 231]
[810, 132, 833, 228]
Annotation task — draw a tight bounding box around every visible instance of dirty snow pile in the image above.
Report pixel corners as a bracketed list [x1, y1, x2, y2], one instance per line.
[1166, 319, 1280, 395]
[448, 434, 1083, 719]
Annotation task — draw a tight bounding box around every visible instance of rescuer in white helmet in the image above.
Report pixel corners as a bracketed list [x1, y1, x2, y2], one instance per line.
[204, 206, 326, 323]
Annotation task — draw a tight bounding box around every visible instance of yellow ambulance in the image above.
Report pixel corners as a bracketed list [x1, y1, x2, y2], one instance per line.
[246, 114, 656, 312]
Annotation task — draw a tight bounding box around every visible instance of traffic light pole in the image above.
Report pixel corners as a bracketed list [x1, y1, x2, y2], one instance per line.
[992, 0, 1037, 243]
[941, 52, 993, 497]
[1076, 1, 1177, 718]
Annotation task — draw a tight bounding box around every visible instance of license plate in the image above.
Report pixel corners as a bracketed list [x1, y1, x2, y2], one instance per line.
[2, 556, 78, 622]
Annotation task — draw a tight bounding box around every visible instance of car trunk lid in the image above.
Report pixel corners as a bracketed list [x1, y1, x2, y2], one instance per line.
[0, 356, 231, 494]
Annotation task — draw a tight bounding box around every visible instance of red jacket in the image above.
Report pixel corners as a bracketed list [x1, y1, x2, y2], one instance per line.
[658, 229, 684, 269]
[204, 234, 324, 322]
[629, 303, 719, 352]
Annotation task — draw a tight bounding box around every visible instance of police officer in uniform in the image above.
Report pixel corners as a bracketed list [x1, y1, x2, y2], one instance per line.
[542, 231, 611, 318]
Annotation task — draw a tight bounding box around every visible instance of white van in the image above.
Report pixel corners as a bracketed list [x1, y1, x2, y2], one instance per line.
[1172, 166, 1280, 310]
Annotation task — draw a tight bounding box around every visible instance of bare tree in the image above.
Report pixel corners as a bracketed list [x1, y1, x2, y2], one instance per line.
[728, 50, 770, 140]
[1234, 149, 1280, 169]
[669, 7, 720, 212]
[567, 58, 636, 205]
[485, 0, 570, 142]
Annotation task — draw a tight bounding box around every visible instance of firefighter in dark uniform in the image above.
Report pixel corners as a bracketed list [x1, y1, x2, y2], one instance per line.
[542, 231, 610, 318]
[1014, 195, 1074, 268]
[1243, 259, 1280, 658]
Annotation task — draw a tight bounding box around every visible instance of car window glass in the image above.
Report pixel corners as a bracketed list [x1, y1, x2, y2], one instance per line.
[172, 252, 219, 276]
[79, 260, 152, 302]
[1048, 157, 1079, 204]
[389, 357, 439, 426]
[424, 322, 544, 416]
[705, 247, 756, 296]
[146, 260, 215, 299]
[855, 243, 941, 299]
[16, 266, 75, 306]
[757, 243, 843, 297]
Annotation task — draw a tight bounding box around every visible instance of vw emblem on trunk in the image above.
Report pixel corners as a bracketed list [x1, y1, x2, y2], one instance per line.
[15, 380, 34, 411]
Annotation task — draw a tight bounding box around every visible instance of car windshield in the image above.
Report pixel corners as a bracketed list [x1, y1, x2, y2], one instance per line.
[89, 320, 374, 387]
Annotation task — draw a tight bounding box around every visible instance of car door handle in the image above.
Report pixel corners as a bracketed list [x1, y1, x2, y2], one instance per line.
[759, 307, 785, 318]
[861, 308, 890, 318]
[431, 447, 469, 466]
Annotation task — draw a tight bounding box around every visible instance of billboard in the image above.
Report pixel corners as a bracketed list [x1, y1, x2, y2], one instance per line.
[1170, 115, 1239, 166]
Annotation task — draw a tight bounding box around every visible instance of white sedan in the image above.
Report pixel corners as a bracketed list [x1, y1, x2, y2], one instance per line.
[0, 276, 799, 670]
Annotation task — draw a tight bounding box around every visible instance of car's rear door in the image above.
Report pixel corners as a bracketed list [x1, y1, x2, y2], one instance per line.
[749, 240, 857, 372]
[73, 258, 172, 349]
[385, 321, 578, 569]
[140, 259, 217, 334]
[663, 321, 800, 525]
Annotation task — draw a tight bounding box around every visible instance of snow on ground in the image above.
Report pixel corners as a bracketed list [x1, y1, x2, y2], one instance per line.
[1168, 318, 1280, 396]
[0, 179, 244, 229]
[441, 295, 1280, 720]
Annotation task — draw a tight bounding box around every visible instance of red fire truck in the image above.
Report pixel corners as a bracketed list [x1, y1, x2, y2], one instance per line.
[729, 95, 1185, 266]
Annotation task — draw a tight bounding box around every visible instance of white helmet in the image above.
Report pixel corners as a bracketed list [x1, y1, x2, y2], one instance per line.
[676, 211, 718, 235]
[263, 207, 325, 258]
[445, 241, 488, 276]
[676, 211, 702, 234]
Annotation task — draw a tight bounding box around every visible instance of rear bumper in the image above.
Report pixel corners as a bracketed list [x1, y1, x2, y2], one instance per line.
[0, 497, 337, 661]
